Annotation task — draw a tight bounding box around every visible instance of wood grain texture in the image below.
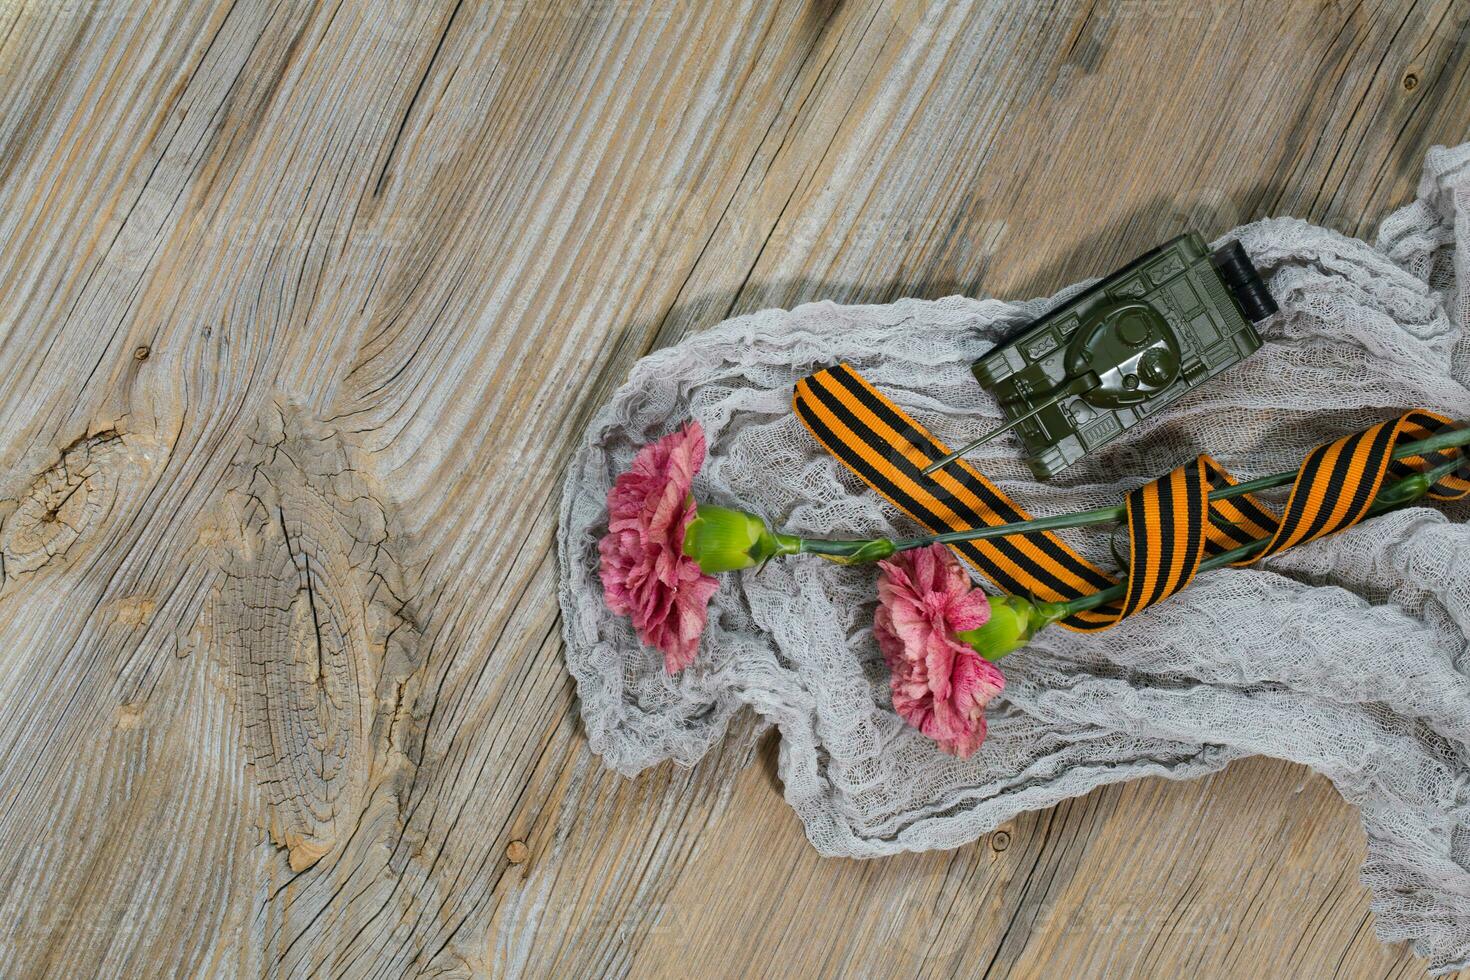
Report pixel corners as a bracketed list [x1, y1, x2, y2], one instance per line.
[0, 0, 1466, 976]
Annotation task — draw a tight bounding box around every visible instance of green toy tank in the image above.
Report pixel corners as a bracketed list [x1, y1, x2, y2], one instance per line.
[926, 233, 1276, 480]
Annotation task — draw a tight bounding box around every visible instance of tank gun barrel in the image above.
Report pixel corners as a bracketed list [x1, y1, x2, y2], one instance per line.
[923, 373, 1098, 474]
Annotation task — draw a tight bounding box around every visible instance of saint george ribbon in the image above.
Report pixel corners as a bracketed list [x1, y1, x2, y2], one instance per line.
[793, 363, 1469, 632]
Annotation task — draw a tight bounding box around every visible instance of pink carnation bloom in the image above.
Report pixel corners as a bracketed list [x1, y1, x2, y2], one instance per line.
[874, 543, 1004, 758]
[599, 421, 720, 673]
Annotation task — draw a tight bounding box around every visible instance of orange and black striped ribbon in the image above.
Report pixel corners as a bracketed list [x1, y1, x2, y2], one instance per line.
[792, 363, 1467, 633]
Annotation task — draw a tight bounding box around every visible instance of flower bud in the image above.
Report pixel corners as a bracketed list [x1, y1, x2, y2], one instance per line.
[682, 504, 791, 573]
[955, 595, 1067, 661]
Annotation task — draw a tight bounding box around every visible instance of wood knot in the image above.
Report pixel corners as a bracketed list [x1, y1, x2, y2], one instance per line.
[133, 345, 151, 361]
[2, 429, 131, 591]
[113, 595, 156, 627]
[210, 405, 423, 875]
[990, 829, 1011, 852]
[505, 840, 530, 865]
[114, 703, 145, 730]
[1402, 68, 1420, 92]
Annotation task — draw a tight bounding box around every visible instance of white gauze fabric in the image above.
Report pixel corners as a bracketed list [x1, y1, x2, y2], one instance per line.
[558, 143, 1470, 971]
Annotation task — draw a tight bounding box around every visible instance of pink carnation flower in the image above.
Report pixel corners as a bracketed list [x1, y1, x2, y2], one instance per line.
[599, 421, 720, 673]
[874, 543, 1004, 758]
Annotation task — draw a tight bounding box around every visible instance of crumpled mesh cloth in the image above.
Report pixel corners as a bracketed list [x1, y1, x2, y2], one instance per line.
[557, 144, 1470, 971]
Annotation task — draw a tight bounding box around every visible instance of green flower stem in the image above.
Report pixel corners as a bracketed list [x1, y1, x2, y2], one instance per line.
[886, 423, 1469, 551]
[794, 536, 897, 564]
[1056, 456, 1462, 617]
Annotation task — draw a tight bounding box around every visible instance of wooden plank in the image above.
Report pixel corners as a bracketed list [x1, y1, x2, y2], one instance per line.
[0, 0, 1465, 976]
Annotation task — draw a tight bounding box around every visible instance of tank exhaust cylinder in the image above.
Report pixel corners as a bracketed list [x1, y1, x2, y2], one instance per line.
[1209, 240, 1278, 323]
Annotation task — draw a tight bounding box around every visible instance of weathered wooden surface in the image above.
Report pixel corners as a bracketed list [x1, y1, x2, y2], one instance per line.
[0, 0, 1466, 976]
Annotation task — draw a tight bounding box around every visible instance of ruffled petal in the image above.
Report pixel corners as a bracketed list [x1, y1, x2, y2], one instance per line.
[874, 544, 1003, 756]
[598, 422, 718, 672]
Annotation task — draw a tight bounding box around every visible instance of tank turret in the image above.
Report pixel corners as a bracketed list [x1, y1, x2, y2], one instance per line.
[925, 233, 1276, 479]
